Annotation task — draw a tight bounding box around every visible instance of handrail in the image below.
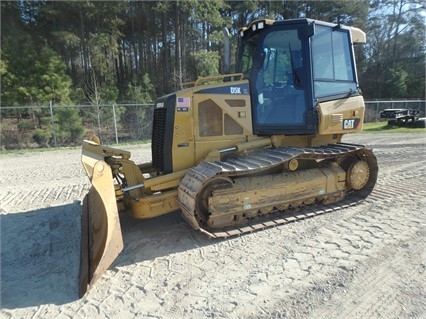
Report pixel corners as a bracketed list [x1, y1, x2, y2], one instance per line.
[194, 73, 244, 87]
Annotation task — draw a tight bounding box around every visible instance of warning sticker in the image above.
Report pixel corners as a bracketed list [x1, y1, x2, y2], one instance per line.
[177, 97, 190, 112]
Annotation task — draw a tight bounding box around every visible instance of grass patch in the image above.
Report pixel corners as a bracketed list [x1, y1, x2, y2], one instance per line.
[362, 121, 426, 133]
[0, 145, 80, 156]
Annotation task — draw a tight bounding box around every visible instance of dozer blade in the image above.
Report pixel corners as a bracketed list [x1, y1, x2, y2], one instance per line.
[79, 161, 123, 298]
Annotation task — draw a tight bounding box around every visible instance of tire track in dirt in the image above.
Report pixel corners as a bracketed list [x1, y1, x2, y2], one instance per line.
[308, 195, 426, 319]
[0, 145, 150, 214]
[333, 238, 424, 319]
[0, 183, 90, 212]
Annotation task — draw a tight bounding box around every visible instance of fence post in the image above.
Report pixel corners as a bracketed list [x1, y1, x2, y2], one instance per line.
[376, 100, 379, 122]
[96, 103, 102, 142]
[49, 100, 57, 148]
[112, 104, 118, 144]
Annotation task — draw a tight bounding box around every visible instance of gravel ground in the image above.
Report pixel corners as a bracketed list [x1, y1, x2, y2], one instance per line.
[1, 133, 425, 319]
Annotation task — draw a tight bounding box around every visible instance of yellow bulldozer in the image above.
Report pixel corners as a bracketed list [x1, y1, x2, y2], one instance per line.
[79, 18, 378, 297]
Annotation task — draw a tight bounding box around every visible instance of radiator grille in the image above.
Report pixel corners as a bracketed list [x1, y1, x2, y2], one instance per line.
[152, 107, 167, 172]
[151, 94, 176, 173]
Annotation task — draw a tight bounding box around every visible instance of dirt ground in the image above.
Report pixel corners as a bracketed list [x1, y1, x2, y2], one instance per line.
[1, 133, 425, 319]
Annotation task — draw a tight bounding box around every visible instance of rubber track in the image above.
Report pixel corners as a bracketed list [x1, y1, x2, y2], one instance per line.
[178, 143, 378, 238]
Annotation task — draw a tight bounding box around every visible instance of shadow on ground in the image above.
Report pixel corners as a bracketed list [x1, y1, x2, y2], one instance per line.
[0, 201, 216, 309]
[0, 203, 81, 309]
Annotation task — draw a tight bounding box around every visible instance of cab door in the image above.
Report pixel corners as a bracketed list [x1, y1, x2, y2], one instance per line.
[250, 22, 316, 136]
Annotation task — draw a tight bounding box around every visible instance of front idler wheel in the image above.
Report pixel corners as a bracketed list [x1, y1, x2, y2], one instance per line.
[347, 160, 370, 190]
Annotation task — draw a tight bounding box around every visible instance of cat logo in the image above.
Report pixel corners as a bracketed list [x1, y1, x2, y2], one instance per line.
[343, 118, 360, 130]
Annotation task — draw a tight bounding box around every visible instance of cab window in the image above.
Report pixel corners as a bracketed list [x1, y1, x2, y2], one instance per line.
[240, 35, 259, 78]
[312, 25, 357, 99]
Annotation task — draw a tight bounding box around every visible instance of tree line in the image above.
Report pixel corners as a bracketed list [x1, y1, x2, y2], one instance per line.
[1, 0, 425, 148]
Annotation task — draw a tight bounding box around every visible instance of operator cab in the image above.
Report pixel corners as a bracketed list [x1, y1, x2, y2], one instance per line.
[236, 19, 362, 136]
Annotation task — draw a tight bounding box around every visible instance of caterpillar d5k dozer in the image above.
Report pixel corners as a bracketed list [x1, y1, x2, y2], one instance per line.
[79, 18, 378, 297]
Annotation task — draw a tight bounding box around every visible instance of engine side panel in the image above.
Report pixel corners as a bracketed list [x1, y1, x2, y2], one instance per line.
[317, 95, 365, 135]
[192, 80, 255, 162]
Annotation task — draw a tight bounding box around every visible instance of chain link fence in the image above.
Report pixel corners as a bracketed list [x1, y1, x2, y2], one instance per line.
[1, 103, 154, 150]
[1, 99, 425, 150]
[364, 99, 425, 122]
